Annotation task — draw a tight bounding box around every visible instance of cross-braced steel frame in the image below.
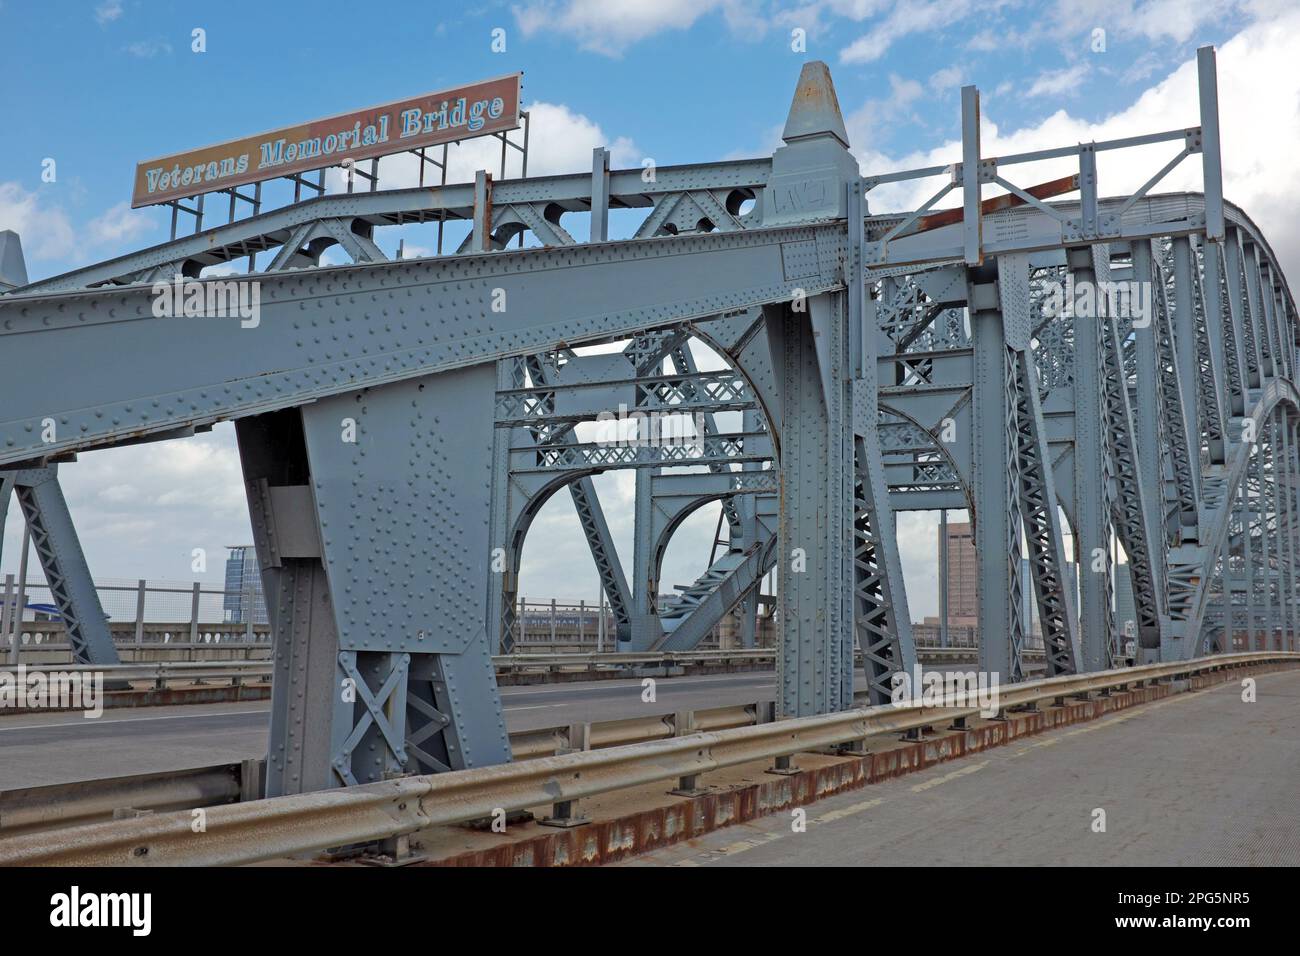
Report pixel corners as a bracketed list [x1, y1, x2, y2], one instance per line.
[1, 48, 1296, 795]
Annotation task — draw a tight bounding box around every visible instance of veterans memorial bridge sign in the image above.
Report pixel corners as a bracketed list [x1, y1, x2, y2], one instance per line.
[130, 72, 523, 208]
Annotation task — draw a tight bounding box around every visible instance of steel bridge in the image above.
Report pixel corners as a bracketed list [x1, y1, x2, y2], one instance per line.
[1, 47, 1297, 801]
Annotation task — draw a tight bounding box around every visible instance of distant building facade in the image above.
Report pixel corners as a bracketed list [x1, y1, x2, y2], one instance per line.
[223, 546, 267, 625]
[941, 520, 979, 625]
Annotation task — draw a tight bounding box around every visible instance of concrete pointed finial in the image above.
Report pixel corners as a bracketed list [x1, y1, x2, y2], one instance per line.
[0, 230, 28, 291]
[781, 61, 850, 148]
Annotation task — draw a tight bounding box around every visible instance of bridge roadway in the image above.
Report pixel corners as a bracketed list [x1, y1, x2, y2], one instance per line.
[0, 670, 842, 790]
[618, 668, 1300, 867]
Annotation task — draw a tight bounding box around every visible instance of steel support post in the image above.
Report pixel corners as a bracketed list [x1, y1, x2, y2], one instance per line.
[773, 295, 855, 715]
[1260, 425, 1274, 650]
[1276, 415, 1292, 648]
[1225, 230, 1263, 391]
[0, 474, 11, 662]
[1068, 247, 1117, 670]
[1272, 419, 1285, 649]
[938, 509, 950, 648]
[1238, 477, 1253, 650]
[1131, 241, 1166, 555]
[969, 262, 1024, 680]
[0, 574, 12, 665]
[1279, 416, 1294, 650]
[0, 472, 10, 573]
[10, 525, 29, 666]
[1247, 244, 1280, 382]
[628, 458, 661, 651]
[487, 360, 518, 653]
[240, 363, 512, 797]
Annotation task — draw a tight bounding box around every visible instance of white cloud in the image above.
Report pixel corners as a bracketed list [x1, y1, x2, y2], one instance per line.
[94, 0, 123, 25]
[1025, 62, 1090, 97]
[840, 0, 972, 64]
[86, 202, 154, 245]
[0, 182, 77, 261]
[845, 72, 927, 142]
[124, 39, 173, 58]
[0, 183, 156, 267]
[966, 27, 1031, 51]
[1050, 0, 1237, 45]
[512, 0, 762, 57]
[929, 65, 965, 92]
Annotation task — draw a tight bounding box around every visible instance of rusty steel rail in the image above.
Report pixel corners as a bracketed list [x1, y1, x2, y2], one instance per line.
[0, 762, 260, 836]
[0, 651, 1291, 867]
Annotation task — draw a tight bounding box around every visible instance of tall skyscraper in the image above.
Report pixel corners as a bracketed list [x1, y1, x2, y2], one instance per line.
[223, 545, 267, 625]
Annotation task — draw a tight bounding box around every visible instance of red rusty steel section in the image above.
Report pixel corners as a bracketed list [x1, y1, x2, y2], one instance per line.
[911, 174, 1080, 234]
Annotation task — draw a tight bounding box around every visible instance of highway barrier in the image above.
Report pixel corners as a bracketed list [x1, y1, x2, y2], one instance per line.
[0, 651, 1292, 866]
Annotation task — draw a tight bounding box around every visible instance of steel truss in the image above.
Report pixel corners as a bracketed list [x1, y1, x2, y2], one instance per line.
[2, 49, 1297, 795]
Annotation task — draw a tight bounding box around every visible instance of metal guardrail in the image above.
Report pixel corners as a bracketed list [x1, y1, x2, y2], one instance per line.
[0, 650, 986, 832]
[4, 660, 271, 686]
[5, 650, 780, 687]
[0, 763, 260, 836]
[0, 702, 765, 835]
[1, 651, 1291, 866]
[4, 645, 1008, 685]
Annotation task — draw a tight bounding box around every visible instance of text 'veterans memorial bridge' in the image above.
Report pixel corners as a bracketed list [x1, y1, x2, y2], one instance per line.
[1, 48, 1297, 810]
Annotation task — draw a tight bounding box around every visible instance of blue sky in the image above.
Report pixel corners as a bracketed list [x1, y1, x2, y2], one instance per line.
[2, 0, 1299, 619]
[0, 0, 1265, 279]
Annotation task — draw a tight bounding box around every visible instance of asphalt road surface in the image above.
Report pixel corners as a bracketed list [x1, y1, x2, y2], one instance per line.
[620, 669, 1300, 866]
[0, 671, 795, 789]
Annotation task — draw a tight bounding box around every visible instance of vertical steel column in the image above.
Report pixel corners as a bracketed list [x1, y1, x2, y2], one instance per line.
[1197, 46, 1225, 242]
[1239, 476, 1255, 651]
[10, 525, 29, 666]
[0, 575, 12, 665]
[1068, 247, 1115, 670]
[1272, 420, 1284, 649]
[0, 473, 10, 573]
[1203, 242, 1247, 418]
[1274, 416, 1294, 650]
[773, 294, 855, 715]
[938, 509, 949, 648]
[1242, 476, 1253, 655]
[237, 411, 343, 797]
[0, 473, 11, 662]
[757, 59, 861, 713]
[240, 363, 513, 797]
[1225, 230, 1263, 391]
[1131, 241, 1165, 551]
[969, 263, 1023, 680]
[1275, 416, 1286, 649]
[1258, 422, 1273, 649]
[628, 465, 659, 649]
[189, 581, 201, 644]
[590, 147, 610, 243]
[471, 170, 493, 253]
[487, 360, 518, 652]
[1245, 244, 1280, 381]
